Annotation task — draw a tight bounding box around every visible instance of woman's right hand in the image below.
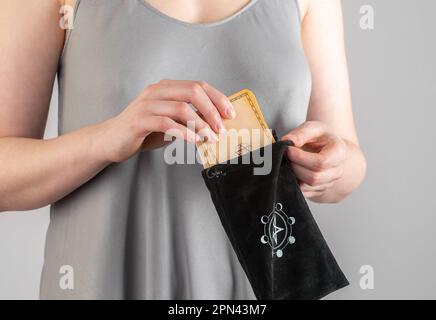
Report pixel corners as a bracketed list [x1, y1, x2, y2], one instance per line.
[97, 79, 236, 163]
[2, 3, 240, 211]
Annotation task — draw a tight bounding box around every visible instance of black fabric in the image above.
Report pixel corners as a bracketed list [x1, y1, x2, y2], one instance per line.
[202, 140, 349, 300]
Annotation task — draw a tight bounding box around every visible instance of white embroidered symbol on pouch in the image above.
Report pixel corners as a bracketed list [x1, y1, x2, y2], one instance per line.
[260, 203, 296, 258]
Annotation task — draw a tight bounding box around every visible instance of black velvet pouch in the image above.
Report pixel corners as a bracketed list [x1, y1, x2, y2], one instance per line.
[201, 140, 349, 300]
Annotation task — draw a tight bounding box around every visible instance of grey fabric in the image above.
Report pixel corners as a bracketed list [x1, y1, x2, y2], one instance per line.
[40, 0, 311, 299]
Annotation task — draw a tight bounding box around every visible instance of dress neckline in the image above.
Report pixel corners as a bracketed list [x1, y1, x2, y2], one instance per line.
[137, 0, 260, 29]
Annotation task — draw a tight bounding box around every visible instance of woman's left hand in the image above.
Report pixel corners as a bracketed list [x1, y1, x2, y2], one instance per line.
[282, 121, 348, 199]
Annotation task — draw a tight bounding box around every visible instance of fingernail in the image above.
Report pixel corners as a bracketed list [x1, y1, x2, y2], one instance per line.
[226, 107, 236, 119]
[216, 121, 226, 133]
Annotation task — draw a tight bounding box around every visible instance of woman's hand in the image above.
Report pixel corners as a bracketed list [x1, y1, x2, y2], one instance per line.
[98, 79, 236, 163]
[283, 121, 348, 200]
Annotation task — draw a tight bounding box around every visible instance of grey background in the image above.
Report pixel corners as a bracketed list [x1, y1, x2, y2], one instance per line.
[0, 0, 435, 299]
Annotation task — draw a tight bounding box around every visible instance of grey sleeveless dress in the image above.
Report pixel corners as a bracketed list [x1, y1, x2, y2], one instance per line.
[40, 0, 311, 299]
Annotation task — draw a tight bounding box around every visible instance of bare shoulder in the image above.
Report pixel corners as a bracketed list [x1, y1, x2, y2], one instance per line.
[297, 0, 342, 21]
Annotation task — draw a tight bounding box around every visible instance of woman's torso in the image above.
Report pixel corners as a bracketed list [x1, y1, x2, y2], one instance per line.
[40, 0, 311, 299]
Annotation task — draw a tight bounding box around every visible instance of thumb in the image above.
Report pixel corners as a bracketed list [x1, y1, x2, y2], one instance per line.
[282, 121, 327, 148]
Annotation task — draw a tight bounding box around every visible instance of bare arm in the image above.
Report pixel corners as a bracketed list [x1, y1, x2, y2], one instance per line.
[0, 0, 234, 212]
[285, 0, 367, 203]
[0, 0, 114, 211]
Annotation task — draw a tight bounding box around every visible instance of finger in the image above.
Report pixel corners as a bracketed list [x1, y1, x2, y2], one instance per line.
[282, 121, 328, 148]
[302, 190, 323, 199]
[143, 80, 227, 133]
[145, 100, 218, 143]
[197, 81, 236, 119]
[143, 116, 200, 144]
[299, 182, 335, 193]
[159, 79, 235, 119]
[286, 139, 345, 171]
[291, 162, 342, 187]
